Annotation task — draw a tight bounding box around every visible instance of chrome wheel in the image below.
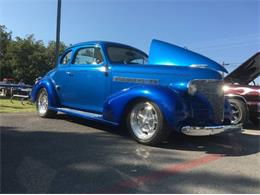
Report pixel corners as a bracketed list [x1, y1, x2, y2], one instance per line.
[130, 102, 159, 140]
[37, 89, 48, 115]
[230, 102, 242, 124]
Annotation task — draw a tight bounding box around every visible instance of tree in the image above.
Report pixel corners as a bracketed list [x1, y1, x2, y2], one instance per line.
[0, 25, 12, 79]
[46, 40, 66, 70]
[0, 25, 67, 84]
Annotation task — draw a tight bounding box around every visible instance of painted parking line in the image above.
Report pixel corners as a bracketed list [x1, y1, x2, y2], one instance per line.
[242, 129, 260, 136]
[96, 154, 224, 193]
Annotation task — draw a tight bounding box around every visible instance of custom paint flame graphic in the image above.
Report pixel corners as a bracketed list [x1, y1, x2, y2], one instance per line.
[224, 86, 260, 96]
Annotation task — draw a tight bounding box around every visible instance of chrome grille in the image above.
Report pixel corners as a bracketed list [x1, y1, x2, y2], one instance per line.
[190, 80, 224, 124]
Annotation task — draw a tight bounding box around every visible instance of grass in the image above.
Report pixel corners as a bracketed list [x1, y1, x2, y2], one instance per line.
[0, 96, 36, 113]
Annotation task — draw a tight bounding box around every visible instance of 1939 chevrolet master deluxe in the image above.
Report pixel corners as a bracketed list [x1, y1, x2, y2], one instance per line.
[30, 39, 242, 145]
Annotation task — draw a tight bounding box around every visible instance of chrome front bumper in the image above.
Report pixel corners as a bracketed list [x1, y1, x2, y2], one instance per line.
[181, 124, 242, 136]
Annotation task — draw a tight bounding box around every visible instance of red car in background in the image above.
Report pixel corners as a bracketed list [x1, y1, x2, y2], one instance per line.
[0, 77, 15, 96]
[224, 52, 260, 126]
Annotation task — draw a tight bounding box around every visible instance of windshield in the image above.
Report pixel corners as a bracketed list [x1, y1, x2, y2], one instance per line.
[106, 46, 148, 64]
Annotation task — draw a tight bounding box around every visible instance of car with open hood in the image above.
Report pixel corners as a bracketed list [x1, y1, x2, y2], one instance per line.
[30, 39, 241, 145]
[224, 52, 260, 125]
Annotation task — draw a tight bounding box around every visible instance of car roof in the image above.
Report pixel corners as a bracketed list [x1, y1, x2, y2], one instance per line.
[65, 41, 148, 57]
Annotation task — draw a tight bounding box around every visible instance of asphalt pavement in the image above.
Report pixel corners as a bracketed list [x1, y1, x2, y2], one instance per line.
[1, 112, 260, 193]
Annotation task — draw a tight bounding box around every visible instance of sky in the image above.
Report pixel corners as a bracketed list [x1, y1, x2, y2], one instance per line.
[0, 0, 259, 74]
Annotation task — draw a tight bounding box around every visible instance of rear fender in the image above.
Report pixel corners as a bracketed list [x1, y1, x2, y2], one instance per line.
[30, 77, 60, 107]
[103, 85, 188, 129]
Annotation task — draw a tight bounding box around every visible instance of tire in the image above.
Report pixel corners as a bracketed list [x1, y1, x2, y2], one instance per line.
[229, 98, 248, 125]
[36, 88, 57, 118]
[126, 101, 169, 145]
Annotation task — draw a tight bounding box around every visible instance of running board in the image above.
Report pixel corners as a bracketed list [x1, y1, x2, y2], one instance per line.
[50, 107, 118, 126]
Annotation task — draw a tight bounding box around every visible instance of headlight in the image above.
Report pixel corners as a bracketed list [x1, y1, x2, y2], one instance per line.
[222, 85, 229, 92]
[35, 77, 42, 84]
[188, 83, 197, 95]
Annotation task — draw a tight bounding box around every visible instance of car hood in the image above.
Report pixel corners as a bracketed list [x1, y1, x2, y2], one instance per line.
[148, 39, 228, 73]
[224, 52, 260, 85]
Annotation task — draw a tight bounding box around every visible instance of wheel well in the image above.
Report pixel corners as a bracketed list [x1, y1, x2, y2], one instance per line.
[120, 97, 150, 125]
[226, 95, 249, 113]
[226, 95, 247, 107]
[35, 87, 46, 109]
[36, 87, 45, 100]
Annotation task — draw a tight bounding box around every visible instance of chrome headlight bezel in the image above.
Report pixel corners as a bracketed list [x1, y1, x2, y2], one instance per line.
[222, 85, 230, 92]
[187, 82, 197, 95]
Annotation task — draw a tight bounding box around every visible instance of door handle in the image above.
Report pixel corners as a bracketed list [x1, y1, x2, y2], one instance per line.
[66, 71, 73, 76]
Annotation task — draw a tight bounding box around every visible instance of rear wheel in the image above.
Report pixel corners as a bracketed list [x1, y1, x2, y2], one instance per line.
[229, 98, 248, 125]
[126, 101, 169, 145]
[36, 88, 57, 118]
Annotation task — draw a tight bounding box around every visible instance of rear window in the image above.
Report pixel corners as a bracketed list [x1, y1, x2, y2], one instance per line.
[107, 46, 147, 64]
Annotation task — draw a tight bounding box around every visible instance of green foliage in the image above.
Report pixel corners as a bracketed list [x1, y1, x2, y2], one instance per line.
[0, 25, 12, 79]
[0, 25, 67, 84]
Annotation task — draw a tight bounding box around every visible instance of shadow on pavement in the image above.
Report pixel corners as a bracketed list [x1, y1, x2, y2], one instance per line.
[52, 114, 260, 157]
[1, 113, 259, 193]
[244, 122, 260, 130]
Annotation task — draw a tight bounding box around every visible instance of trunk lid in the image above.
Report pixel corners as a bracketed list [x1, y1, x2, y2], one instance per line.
[224, 52, 260, 84]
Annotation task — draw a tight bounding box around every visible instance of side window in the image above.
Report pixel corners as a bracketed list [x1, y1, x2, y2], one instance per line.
[73, 47, 103, 65]
[61, 51, 72, 65]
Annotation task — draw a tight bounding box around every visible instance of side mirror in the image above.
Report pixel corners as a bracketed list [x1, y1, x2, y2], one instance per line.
[104, 64, 109, 76]
[99, 65, 109, 76]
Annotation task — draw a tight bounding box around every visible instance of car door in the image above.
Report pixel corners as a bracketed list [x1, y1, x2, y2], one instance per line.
[51, 49, 75, 107]
[66, 46, 109, 113]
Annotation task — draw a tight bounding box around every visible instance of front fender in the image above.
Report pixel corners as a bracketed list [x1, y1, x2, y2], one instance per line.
[30, 77, 60, 107]
[103, 85, 189, 129]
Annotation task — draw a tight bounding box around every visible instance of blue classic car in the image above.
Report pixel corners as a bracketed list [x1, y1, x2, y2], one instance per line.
[30, 39, 242, 145]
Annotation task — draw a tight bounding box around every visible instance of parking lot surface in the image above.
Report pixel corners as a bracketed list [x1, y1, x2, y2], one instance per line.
[1, 112, 260, 193]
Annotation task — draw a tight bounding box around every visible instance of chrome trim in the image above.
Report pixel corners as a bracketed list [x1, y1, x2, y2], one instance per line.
[189, 64, 208, 68]
[113, 76, 159, 85]
[188, 79, 224, 124]
[130, 102, 159, 140]
[187, 79, 222, 95]
[187, 79, 224, 91]
[181, 123, 242, 136]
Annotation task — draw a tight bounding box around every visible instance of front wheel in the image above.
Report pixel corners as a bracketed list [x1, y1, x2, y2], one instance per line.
[36, 88, 57, 118]
[126, 101, 169, 145]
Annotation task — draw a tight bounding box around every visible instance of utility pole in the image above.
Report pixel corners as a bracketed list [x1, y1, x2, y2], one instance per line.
[222, 61, 230, 66]
[222, 61, 229, 77]
[55, 0, 62, 66]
